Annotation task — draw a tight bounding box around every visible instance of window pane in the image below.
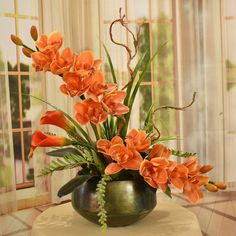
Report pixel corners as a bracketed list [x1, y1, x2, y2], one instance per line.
[151, 0, 172, 20]
[21, 75, 32, 127]
[0, 16, 17, 71]
[152, 23, 173, 82]
[13, 132, 23, 184]
[153, 83, 176, 136]
[24, 131, 34, 182]
[136, 22, 151, 82]
[18, 0, 38, 16]
[9, 75, 20, 128]
[127, 0, 148, 20]
[101, 0, 125, 21]
[0, 0, 14, 13]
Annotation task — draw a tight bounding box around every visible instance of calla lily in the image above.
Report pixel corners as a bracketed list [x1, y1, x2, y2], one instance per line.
[40, 110, 74, 132]
[28, 130, 72, 158]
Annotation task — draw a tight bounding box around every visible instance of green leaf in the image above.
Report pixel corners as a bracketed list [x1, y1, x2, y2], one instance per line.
[37, 154, 89, 177]
[20, 93, 93, 144]
[57, 175, 94, 197]
[143, 104, 154, 133]
[124, 48, 149, 107]
[151, 136, 177, 145]
[121, 42, 168, 138]
[46, 147, 82, 157]
[164, 186, 172, 199]
[171, 149, 197, 158]
[103, 43, 117, 84]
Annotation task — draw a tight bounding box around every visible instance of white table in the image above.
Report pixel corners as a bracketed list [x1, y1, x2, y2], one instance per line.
[31, 195, 202, 236]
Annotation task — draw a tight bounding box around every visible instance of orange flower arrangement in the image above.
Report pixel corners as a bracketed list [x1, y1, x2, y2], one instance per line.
[11, 13, 226, 229]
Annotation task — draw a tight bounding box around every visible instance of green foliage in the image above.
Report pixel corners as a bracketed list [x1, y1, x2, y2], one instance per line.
[103, 44, 117, 84]
[164, 186, 172, 199]
[57, 175, 94, 197]
[95, 175, 112, 231]
[171, 149, 197, 158]
[37, 153, 89, 177]
[46, 147, 83, 157]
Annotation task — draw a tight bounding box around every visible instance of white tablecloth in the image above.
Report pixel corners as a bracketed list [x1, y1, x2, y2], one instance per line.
[31, 195, 202, 236]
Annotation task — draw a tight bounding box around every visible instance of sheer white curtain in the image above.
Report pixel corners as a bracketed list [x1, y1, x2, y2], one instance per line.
[0, 73, 16, 216]
[38, 0, 100, 203]
[175, 0, 225, 181]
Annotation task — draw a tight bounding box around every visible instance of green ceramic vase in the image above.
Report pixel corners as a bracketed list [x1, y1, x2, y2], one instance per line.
[71, 177, 157, 227]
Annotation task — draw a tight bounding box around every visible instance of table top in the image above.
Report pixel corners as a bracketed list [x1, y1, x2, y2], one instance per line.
[31, 194, 202, 236]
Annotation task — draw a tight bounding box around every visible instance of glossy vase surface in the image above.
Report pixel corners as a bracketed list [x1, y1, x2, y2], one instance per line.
[71, 177, 157, 227]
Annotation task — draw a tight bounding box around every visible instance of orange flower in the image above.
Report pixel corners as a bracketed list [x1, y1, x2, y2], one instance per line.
[40, 110, 74, 132]
[60, 72, 91, 97]
[214, 182, 227, 190]
[97, 136, 123, 162]
[204, 183, 218, 192]
[105, 144, 143, 175]
[183, 175, 209, 203]
[74, 50, 102, 78]
[125, 129, 151, 152]
[74, 99, 108, 125]
[148, 143, 171, 160]
[31, 51, 53, 72]
[102, 90, 129, 116]
[28, 130, 72, 158]
[87, 71, 116, 101]
[199, 164, 213, 173]
[140, 158, 169, 191]
[35, 32, 63, 53]
[183, 156, 200, 176]
[50, 48, 74, 75]
[168, 162, 188, 190]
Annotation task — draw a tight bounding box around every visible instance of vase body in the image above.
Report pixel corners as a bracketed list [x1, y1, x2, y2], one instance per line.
[71, 177, 157, 227]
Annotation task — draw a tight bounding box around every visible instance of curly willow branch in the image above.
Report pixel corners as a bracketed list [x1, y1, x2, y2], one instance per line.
[153, 92, 197, 113]
[109, 8, 140, 80]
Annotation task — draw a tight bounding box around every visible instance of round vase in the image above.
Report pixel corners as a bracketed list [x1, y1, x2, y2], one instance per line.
[71, 177, 157, 227]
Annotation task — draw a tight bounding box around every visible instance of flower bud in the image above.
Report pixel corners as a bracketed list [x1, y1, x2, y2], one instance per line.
[200, 164, 213, 173]
[214, 182, 227, 190]
[30, 25, 38, 41]
[22, 47, 33, 58]
[205, 183, 218, 192]
[11, 34, 23, 46]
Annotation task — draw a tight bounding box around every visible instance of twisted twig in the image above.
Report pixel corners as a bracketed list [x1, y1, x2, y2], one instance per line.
[153, 92, 197, 113]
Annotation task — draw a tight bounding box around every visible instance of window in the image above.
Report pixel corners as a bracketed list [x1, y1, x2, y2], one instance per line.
[0, 0, 42, 189]
[99, 0, 177, 146]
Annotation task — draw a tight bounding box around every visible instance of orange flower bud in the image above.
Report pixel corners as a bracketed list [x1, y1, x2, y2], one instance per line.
[11, 34, 23, 46]
[204, 183, 218, 192]
[200, 164, 213, 173]
[30, 25, 38, 41]
[214, 182, 227, 190]
[22, 47, 33, 58]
